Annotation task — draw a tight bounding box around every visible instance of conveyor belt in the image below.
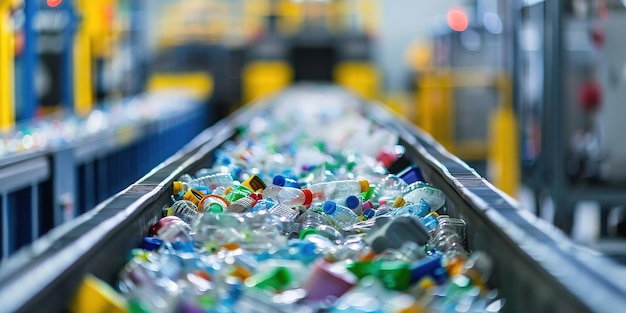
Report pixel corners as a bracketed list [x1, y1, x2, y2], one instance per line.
[0, 85, 625, 313]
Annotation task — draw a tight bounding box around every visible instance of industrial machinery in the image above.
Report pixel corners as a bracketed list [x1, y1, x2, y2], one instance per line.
[242, 0, 380, 103]
[515, 0, 626, 243]
[413, 4, 519, 196]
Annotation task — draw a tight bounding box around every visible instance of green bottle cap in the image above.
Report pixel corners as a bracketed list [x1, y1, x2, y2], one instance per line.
[299, 227, 319, 240]
[346, 260, 379, 279]
[377, 261, 411, 291]
[362, 186, 375, 201]
[244, 267, 292, 291]
[208, 203, 224, 213]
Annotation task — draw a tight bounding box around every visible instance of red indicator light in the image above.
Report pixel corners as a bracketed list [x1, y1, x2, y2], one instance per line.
[47, 0, 63, 8]
[447, 8, 469, 32]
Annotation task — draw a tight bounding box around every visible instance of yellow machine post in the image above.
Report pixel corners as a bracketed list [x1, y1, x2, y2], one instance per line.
[147, 73, 214, 101]
[417, 70, 454, 151]
[0, 0, 17, 131]
[488, 76, 519, 196]
[73, 0, 96, 117]
[334, 61, 379, 100]
[242, 61, 292, 103]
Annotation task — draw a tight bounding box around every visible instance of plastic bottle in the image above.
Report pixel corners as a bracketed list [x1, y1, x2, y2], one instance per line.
[422, 212, 439, 235]
[167, 200, 201, 225]
[402, 182, 445, 211]
[430, 216, 468, 259]
[118, 257, 181, 313]
[196, 172, 235, 191]
[344, 195, 363, 216]
[323, 201, 360, 229]
[172, 181, 208, 198]
[298, 210, 344, 242]
[227, 196, 257, 213]
[272, 175, 301, 189]
[375, 199, 392, 217]
[262, 185, 313, 207]
[391, 199, 431, 218]
[224, 185, 252, 203]
[153, 217, 194, 246]
[198, 194, 229, 214]
[373, 174, 408, 203]
[179, 172, 234, 195]
[250, 198, 276, 213]
[308, 179, 370, 204]
[267, 202, 300, 223]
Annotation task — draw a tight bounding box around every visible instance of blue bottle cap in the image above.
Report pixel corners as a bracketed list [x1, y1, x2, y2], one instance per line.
[171, 240, 195, 252]
[323, 201, 337, 215]
[142, 237, 162, 251]
[420, 199, 431, 211]
[300, 242, 317, 255]
[364, 208, 376, 219]
[409, 257, 442, 284]
[399, 166, 425, 185]
[432, 267, 449, 285]
[273, 175, 286, 187]
[345, 195, 360, 210]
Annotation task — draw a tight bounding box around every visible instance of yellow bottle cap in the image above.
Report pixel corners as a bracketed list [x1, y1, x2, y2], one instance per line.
[241, 174, 267, 192]
[172, 181, 183, 195]
[426, 211, 439, 218]
[358, 179, 370, 193]
[68, 274, 127, 313]
[184, 189, 205, 205]
[224, 186, 233, 195]
[393, 196, 406, 208]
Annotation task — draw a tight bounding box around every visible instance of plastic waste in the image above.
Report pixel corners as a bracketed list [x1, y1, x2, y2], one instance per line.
[308, 179, 370, 204]
[263, 184, 313, 207]
[323, 201, 360, 229]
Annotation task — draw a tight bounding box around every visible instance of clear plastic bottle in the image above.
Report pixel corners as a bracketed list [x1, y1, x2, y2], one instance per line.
[262, 185, 313, 207]
[268, 202, 300, 222]
[168, 200, 201, 225]
[172, 181, 209, 198]
[374, 199, 392, 217]
[344, 195, 363, 216]
[422, 212, 439, 235]
[192, 172, 235, 193]
[391, 199, 431, 218]
[272, 175, 301, 189]
[402, 182, 445, 211]
[118, 256, 181, 313]
[298, 210, 344, 242]
[198, 194, 229, 214]
[430, 216, 468, 259]
[373, 174, 408, 203]
[224, 185, 252, 203]
[323, 201, 360, 229]
[309, 179, 370, 204]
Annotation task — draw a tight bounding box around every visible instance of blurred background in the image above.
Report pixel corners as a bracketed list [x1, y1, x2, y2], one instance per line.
[1, 0, 626, 262]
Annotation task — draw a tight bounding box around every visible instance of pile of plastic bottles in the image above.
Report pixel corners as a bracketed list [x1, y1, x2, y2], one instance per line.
[0, 90, 197, 157]
[114, 88, 503, 313]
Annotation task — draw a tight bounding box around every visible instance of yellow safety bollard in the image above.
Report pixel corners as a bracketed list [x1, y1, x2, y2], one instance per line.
[242, 61, 292, 103]
[73, 0, 97, 117]
[488, 76, 520, 197]
[334, 61, 380, 100]
[0, 0, 18, 131]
